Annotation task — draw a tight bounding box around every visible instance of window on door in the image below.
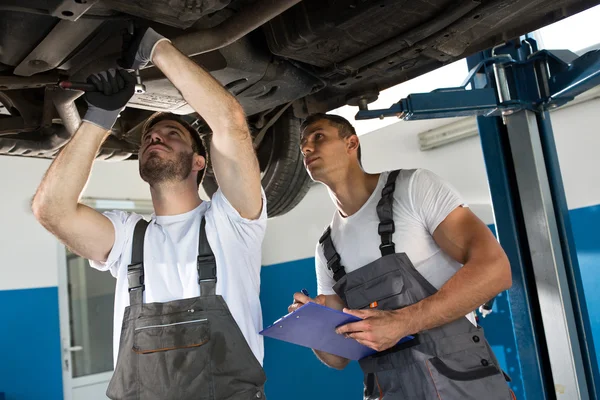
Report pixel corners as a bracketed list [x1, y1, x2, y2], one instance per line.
[66, 251, 115, 377]
[60, 198, 154, 385]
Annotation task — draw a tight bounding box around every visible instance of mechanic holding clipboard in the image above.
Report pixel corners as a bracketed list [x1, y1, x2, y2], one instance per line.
[283, 113, 516, 400]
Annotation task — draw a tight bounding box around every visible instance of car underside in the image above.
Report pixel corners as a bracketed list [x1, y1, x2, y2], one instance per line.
[1, 0, 598, 216]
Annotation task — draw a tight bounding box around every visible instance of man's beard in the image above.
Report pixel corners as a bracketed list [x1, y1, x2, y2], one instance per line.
[139, 149, 194, 186]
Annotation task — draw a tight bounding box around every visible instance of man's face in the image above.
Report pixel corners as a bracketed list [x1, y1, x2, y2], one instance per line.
[300, 120, 353, 183]
[138, 120, 199, 186]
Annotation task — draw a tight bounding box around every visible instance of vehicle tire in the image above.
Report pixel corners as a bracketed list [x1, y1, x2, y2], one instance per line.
[201, 110, 312, 218]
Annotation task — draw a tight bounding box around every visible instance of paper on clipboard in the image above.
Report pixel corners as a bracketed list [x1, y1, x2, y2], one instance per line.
[259, 302, 413, 360]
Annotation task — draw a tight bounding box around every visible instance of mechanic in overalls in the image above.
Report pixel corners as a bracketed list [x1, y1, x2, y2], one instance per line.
[32, 28, 266, 399]
[289, 113, 516, 399]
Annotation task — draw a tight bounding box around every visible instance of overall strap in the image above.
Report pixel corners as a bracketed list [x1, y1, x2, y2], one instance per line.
[197, 217, 217, 296]
[319, 227, 347, 282]
[376, 170, 400, 256]
[127, 219, 149, 305]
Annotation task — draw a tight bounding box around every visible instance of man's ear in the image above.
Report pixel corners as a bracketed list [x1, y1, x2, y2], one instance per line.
[193, 154, 206, 172]
[346, 135, 360, 153]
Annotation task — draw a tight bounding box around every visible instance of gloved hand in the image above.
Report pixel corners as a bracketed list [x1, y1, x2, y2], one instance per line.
[118, 26, 171, 70]
[82, 69, 136, 131]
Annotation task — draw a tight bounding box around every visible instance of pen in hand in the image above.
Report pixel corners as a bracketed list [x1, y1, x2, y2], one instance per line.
[288, 288, 311, 313]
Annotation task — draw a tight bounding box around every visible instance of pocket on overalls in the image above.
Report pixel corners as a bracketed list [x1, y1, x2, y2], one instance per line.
[346, 269, 418, 310]
[133, 318, 210, 353]
[425, 345, 512, 400]
[134, 318, 214, 399]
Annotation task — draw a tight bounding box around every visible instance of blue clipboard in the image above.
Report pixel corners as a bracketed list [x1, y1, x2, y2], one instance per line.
[259, 302, 414, 360]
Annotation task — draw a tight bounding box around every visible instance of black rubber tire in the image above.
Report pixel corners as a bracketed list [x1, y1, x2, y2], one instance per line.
[201, 110, 312, 218]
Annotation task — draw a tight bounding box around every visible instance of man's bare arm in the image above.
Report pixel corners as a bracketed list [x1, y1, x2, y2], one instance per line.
[152, 41, 262, 219]
[337, 206, 512, 351]
[32, 122, 115, 262]
[313, 348, 350, 370]
[32, 69, 136, 262]
[405, 206, 512, 332]
[289, 292, 351, 370]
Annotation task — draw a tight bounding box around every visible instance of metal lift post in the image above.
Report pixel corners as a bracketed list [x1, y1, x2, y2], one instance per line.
[354, 37, 600, 400]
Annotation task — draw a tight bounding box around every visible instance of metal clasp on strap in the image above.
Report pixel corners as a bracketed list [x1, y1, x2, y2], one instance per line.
[127, 263, 144, 292]
[326, 253, 341, 271]
[378, 220, 395, 235]
[197, 255, 217, 284]
[379, 242, 395, 253]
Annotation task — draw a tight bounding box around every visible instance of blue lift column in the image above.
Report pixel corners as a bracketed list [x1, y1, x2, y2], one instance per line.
[466, 48, 551, 400]
[355, 36, 600, 400]
[474, 38, 599, 400]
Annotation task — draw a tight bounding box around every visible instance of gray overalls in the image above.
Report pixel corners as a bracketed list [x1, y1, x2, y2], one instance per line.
[320, 170, 514, 399]
[106, 217, 266, 400]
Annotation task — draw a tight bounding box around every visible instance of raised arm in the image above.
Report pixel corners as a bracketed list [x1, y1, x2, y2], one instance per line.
[32, 70, 136, 261]
[120, 28, 262, 219]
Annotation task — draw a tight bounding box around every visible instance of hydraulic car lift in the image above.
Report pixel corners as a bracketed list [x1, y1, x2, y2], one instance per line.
[354, 36, 600, 400]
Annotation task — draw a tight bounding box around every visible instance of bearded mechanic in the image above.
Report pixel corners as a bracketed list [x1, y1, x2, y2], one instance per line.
[32, 28, 267, 400]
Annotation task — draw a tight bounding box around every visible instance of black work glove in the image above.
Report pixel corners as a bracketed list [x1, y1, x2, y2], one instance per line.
[82, 69, 136, 131]
[118, 26, 170, 70]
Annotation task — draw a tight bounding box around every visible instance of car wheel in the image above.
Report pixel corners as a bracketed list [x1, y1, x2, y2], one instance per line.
[201, 110, 312, 218]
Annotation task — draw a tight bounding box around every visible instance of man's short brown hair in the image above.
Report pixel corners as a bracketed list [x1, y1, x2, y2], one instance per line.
[142, 112, 208, 187]
[300, 113, 362, 163]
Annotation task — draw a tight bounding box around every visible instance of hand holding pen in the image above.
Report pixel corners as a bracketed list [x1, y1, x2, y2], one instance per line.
[288, 288, 325, 313]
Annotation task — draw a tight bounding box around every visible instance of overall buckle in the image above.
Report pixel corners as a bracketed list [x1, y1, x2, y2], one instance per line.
[379, 242, 395, 254]
[197, 255, 217, 283]
[378, 220, 395, 235]
[326, 253, 341, 271]
[127, 263, 144, 292]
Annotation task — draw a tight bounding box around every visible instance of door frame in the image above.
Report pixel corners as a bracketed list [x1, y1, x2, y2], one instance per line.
[56, 198, 154, 399]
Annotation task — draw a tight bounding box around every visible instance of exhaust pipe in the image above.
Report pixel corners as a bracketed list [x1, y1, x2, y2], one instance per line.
[51, 87, 83, 136]
[172, 0, 302, 57]
[0, 87, 82, 155]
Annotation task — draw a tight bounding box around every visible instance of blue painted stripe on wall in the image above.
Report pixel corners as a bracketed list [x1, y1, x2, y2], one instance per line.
[0, 287, 63, 400]
[260, 257, 364, 399]
[569, 204, 600, 366]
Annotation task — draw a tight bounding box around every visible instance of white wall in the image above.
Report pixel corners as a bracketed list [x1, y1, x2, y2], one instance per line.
[0, 157, 152, 291]
[261, 184, 335, 266]
[261, 96, 600, 266]
[551, 98, 600, 210]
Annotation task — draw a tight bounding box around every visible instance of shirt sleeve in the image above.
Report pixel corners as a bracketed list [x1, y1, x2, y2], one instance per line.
[88, 210, 141, 278]
[209, 187, 267, 252]
[408, 168, 467, 235]
[315, 242, 337, 296]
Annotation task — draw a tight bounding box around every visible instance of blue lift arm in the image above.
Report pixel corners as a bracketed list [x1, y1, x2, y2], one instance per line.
[354, 47, 600, 121]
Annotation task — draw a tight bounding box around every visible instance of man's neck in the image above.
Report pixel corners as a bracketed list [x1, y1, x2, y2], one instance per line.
[326, 166, 380, 217]
[149, 180, 202, 216]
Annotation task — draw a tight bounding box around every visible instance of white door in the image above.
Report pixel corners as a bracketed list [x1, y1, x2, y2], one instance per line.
[57, 246, 116, 400]
[57, 198, 154, 400]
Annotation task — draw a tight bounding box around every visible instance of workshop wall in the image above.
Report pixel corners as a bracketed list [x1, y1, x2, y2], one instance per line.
[0, 157, 149, 400]
[0, 96, 598, 399]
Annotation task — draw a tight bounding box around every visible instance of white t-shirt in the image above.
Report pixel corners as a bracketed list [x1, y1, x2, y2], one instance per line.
[90, 189, 267, 367]
[316, 169, 477, 324]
